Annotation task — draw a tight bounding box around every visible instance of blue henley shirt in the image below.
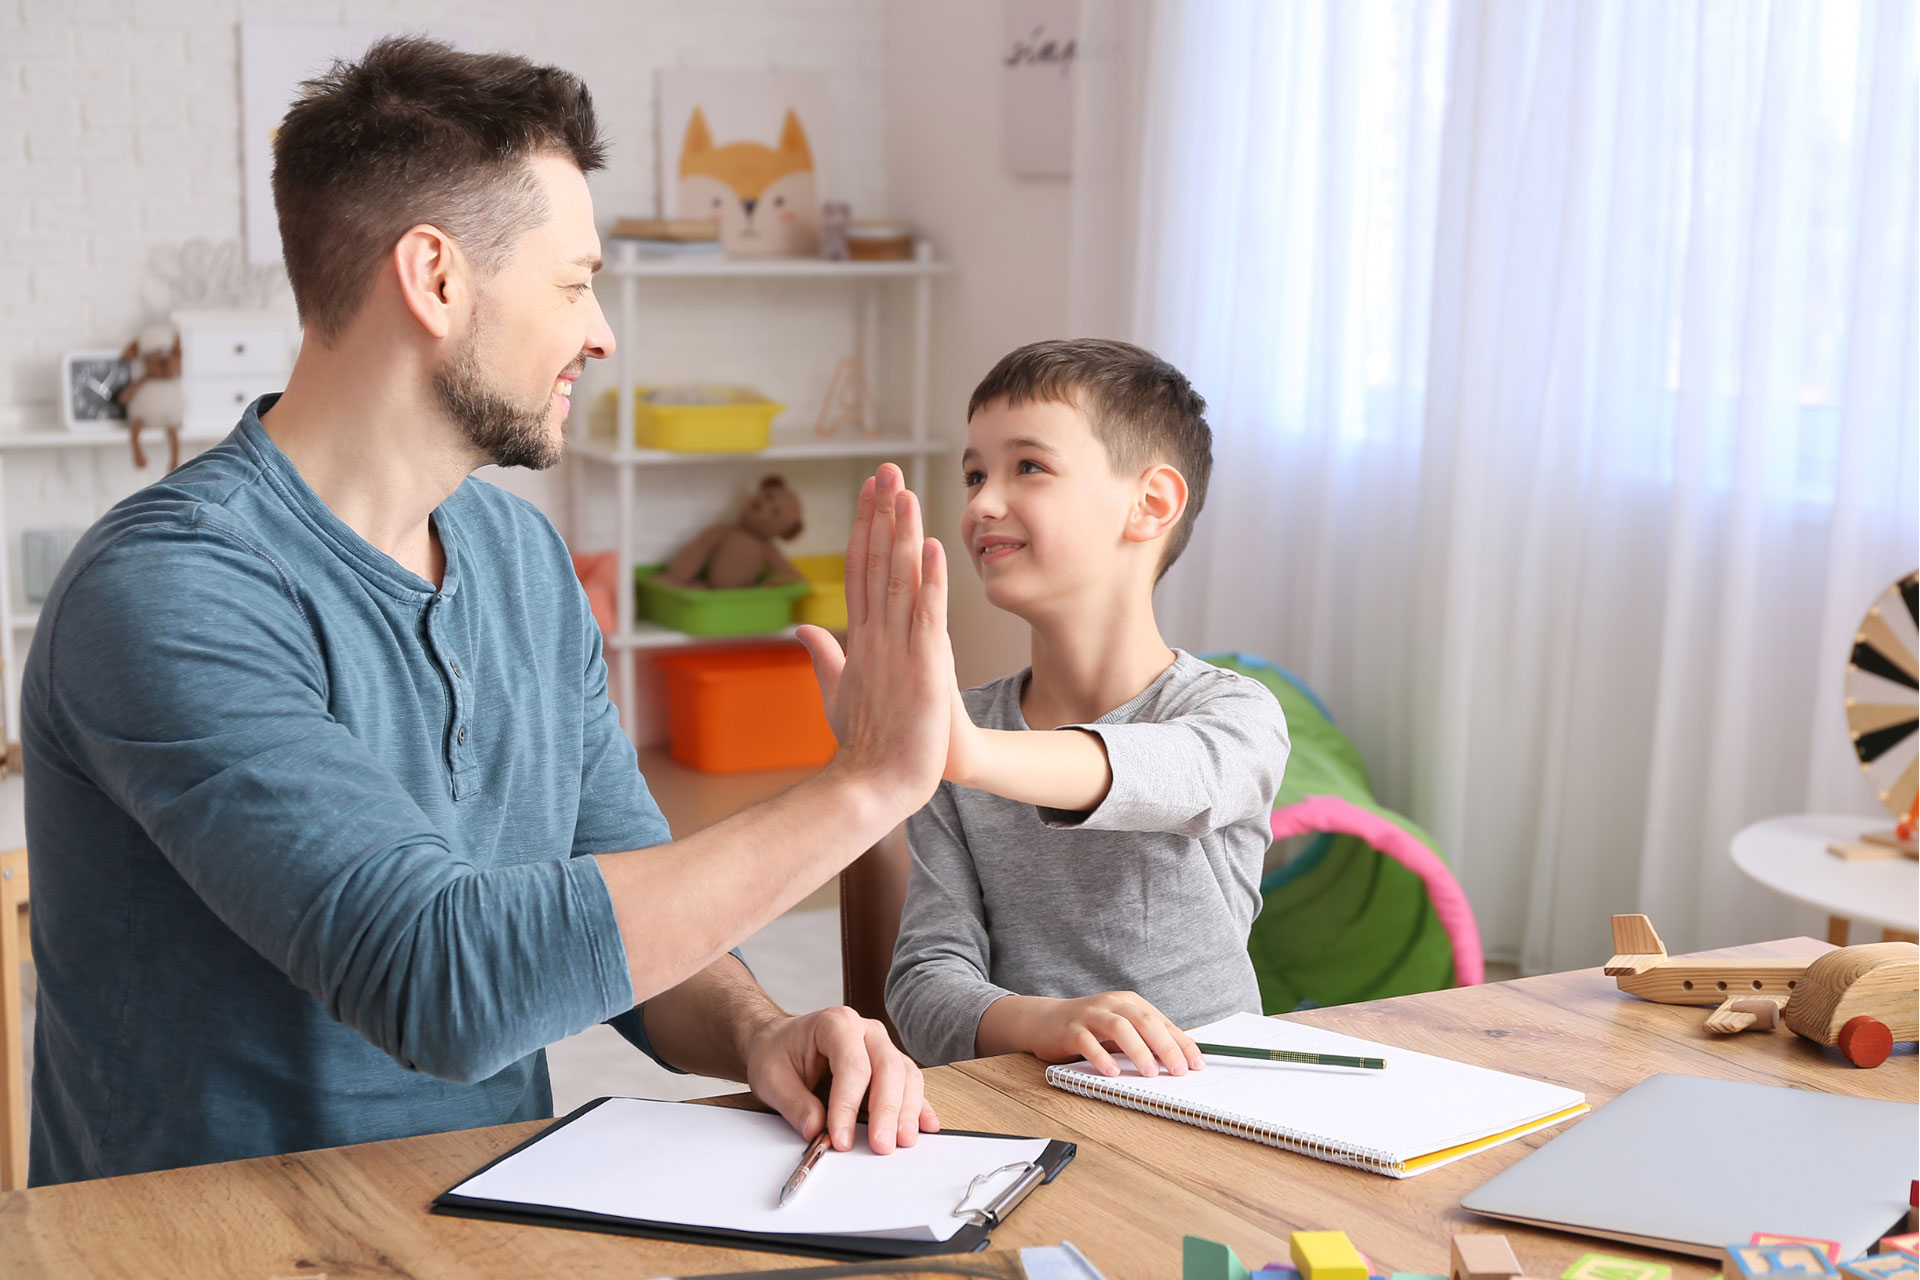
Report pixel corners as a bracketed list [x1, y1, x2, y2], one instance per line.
[22, 395, 671, 1184]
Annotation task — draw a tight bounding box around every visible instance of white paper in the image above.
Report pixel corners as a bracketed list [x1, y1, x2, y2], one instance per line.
[1052, 1011, 1585, 1162]
[451, 1097, 1049, 1243]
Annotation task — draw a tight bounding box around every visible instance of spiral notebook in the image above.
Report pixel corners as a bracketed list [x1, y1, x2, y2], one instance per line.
[1045, 1012, 1588, 1179]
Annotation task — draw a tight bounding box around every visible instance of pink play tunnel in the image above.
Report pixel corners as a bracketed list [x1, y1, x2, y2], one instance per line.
[1269, 794, 1485, 988]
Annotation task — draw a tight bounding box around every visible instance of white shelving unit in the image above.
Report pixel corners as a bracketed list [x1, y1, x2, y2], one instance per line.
[569, 238, 950, 739]
[0, 428, 230, 747]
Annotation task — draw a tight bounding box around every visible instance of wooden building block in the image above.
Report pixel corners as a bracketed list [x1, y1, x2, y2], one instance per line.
[1724, 1243, 1843, 1279]
[1451, 1234, 1522, 1280]
[1880, 1237, 1920, 1259]
[1292, 1231, 1369, 1280]
[1561, 1253, 1673, 1280]
[1185, 1236, 1253, 1280]
[1862, 828, 1919, 853]
[1828, 841, 1904, 862]
[1838, 1255, 1918, 1280]
[1752, 1235, 1842, 1263]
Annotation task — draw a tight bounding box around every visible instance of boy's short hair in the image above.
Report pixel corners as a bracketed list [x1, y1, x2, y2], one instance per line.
[968, 338, 1212, 578]
[272, 37, 606, 342]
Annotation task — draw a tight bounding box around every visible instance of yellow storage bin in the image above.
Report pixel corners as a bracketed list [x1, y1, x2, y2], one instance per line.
[790, 553, 846, 630]
[598, 386, 783, 452]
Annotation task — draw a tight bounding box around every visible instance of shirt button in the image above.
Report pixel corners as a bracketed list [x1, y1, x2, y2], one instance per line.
[457, 727, 468, 745]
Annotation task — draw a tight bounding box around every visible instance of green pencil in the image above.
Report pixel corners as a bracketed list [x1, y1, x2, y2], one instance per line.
[1194, 1043, 1387, 1070]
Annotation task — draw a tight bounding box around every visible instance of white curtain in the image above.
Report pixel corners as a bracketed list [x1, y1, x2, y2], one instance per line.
[1072, 0, 1918, 972]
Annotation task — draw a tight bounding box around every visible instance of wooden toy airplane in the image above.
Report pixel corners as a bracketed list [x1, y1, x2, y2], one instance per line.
[1605, 915, 1918, 1066]
[1604, 915, 1808, 1012]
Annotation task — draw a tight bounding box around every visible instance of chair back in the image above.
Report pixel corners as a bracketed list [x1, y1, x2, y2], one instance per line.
[838, 829, 908, 1044]
[1, 845, 29, 1191]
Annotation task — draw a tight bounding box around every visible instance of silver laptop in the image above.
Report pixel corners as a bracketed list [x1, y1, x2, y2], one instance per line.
[1460, 1073, 1916, 1259]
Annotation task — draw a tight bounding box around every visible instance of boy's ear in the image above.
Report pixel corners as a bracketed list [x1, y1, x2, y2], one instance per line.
[1125, 463, 1188, 546]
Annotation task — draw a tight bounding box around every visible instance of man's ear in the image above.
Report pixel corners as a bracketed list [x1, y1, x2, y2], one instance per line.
[1126, 463, 1188, 546]
[392, 224, 465, 340]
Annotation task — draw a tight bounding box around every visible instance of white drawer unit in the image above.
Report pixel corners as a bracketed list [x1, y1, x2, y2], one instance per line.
[172, 308, 301, 431]
[180, 375, 291, 430]
[173, 309, 301, 380]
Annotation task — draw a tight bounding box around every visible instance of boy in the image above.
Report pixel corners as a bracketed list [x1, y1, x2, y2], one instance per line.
[883, 338, 1289, 1074]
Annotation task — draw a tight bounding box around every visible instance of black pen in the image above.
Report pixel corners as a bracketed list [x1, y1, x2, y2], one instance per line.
[778, 1129, 833, 1207]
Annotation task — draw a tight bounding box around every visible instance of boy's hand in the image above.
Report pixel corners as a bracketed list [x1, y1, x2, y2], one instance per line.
[980, 991, 1204, 1078]
[943, 684, 985, 786]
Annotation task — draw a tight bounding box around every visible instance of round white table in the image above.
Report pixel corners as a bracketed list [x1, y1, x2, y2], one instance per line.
[1730, 813, 1919, 945]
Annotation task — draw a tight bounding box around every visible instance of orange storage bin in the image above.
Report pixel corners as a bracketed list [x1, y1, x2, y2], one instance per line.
[652, 645, 837, 774]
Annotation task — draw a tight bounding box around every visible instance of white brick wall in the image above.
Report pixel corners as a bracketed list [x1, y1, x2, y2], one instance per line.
[0, 1, 905, 549]
[0, 0, 891, 423]
[0, 0, 919, 743]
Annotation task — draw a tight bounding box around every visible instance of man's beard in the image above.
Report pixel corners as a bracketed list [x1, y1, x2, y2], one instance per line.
[432, 320, 569, 471]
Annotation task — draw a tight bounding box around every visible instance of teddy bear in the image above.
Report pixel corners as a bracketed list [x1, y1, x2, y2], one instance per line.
[117, 324, 185, 471]
[661, 475, 806, 589]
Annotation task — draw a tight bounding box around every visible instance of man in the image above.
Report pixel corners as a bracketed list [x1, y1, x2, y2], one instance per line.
[22, 38, 954, 1185]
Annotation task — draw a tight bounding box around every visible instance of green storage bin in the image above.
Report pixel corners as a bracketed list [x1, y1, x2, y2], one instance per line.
[634, 563, 807, 636]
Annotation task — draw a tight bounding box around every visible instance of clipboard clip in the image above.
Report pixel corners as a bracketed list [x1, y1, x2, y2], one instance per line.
[951, 1160, 1047, 1230]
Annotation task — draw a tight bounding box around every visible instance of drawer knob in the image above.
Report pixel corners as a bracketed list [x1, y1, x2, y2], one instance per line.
[233, 342, 247, 355]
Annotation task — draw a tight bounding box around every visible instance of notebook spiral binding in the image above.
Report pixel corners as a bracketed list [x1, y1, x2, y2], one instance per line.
[1043, 1065, 1406, 1177]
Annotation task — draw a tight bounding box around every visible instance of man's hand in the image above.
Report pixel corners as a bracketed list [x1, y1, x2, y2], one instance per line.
[797, 464, 954, 818]
[746, 1007, 940, 1155]
[596, 468, 955, 1015]
[977, 991, 1205, 1078]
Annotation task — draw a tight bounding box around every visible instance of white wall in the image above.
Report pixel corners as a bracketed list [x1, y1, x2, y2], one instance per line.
[0, 0, 1074, 703]
[882, 1, 1072, 687]
[0, 0, 892, 422]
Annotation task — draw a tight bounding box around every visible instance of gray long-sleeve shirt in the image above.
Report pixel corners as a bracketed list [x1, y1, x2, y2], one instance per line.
[886, 650, 1289, 1066]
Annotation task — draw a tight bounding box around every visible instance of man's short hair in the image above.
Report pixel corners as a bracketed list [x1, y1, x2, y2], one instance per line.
[967, 338, 1213, 578]
[272, 37, 606, 342]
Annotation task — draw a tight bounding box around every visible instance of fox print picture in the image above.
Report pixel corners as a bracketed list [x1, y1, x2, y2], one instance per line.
[678, 106, 820, 257]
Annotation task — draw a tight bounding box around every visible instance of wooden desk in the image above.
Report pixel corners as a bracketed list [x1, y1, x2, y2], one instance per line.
[1, 938, 1909, 1278]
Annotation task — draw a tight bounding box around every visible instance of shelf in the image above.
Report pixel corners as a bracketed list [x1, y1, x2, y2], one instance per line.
[612, 622, 804, 651]
[11, 608, 39, 630]
[0, 428, 230, 450]
[606, 244, 948, 279]
[569, 436, 951, 467]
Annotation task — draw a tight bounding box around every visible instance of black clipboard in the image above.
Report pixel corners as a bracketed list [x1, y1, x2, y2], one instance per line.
[431, 1096, 1078, 1262]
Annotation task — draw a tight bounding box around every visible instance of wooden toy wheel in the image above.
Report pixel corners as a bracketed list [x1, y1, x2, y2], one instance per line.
[1838, 1015, 1893, 1068]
